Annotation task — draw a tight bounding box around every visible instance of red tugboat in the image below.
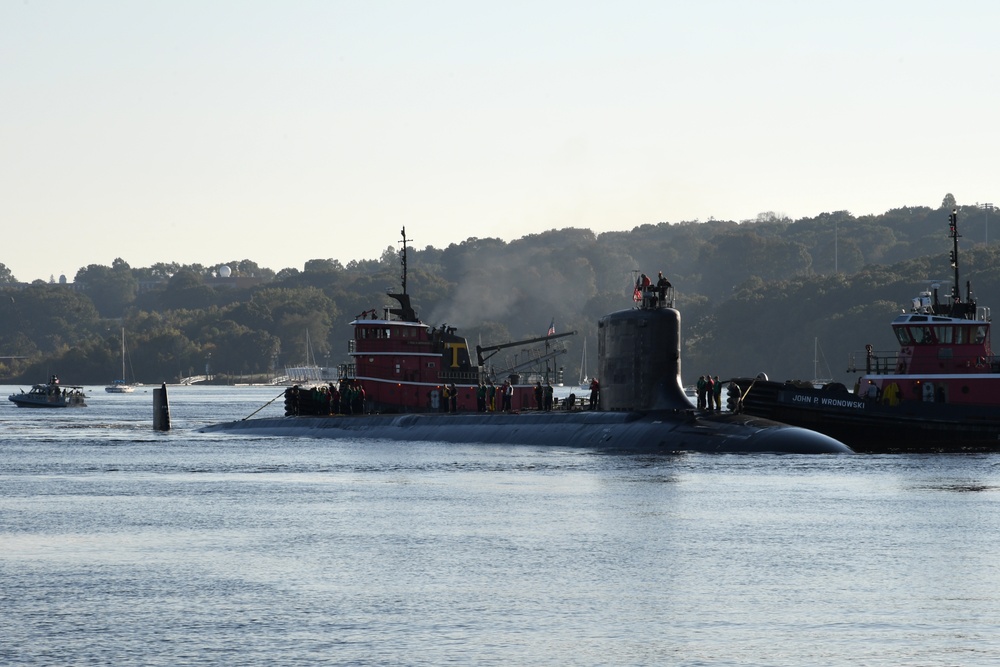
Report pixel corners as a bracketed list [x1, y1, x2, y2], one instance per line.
[336, 229, 575, 414]
[203, 229, 850, 454]
[732, 208, 1000, 452]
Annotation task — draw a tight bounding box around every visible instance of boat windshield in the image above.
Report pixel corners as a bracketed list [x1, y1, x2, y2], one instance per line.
[907, 326, 935, 344]
[895, 323, 987, 346]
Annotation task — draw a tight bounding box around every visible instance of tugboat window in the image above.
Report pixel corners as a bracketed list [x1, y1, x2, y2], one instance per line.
[934, 326, 953, 344]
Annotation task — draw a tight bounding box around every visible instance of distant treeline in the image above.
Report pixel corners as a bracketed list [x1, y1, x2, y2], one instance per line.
[1, 193, 993, 385]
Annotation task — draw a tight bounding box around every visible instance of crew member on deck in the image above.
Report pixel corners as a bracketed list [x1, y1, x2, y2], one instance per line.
[656, 272, 671, 305]
[477, 382, 487, 412]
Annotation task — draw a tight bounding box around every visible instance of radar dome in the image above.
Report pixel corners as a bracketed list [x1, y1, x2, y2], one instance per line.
[218, 265, 232, 278]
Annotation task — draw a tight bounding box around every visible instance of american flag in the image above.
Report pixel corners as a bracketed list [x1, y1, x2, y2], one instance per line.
[546, 319, 556, 336]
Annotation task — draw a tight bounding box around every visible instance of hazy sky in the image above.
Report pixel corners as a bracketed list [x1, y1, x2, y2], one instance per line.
[3, 1, 998, 282]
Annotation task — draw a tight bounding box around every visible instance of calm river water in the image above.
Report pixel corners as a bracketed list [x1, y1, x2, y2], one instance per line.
[2, 385, 999, 666]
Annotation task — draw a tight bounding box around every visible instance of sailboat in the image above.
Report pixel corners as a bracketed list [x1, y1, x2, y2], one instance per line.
[105, 328, 136, 393]
[578, 338, 590, 389]
[284, 330, 338, 384]
[811, 337, 833, 388]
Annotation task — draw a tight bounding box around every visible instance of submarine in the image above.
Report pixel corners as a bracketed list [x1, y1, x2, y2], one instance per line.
[201, 229, 851, 455]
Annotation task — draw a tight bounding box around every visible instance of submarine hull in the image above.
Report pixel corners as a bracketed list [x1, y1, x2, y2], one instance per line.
[199, 410, 852, 454]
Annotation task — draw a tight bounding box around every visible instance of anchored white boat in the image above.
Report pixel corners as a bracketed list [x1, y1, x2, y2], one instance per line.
[105, 328, 136, 393]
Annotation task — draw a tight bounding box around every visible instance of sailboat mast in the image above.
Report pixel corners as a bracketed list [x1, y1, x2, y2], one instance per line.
[814, 337, 818, 382]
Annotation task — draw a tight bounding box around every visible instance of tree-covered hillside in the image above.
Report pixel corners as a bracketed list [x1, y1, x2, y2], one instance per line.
[1, 195, 991, 386]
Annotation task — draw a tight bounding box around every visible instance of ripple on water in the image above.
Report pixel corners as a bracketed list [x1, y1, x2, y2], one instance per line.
[2, 386, 1000, 665]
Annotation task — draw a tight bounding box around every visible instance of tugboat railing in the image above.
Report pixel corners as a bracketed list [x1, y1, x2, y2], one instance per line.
[439, 370, 481, 383]
[859, 350, 901, 374]
[849, 349, 1000, 374]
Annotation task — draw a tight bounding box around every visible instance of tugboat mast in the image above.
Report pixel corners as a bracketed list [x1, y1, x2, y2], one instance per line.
[399, 226, 412, 296]
[942, 208, 978, 319]
[386, 226, 418, 322]
[948, 208, 960, 303]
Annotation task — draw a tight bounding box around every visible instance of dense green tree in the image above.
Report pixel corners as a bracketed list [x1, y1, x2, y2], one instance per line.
[217, 259, 274, 279]
[132, 262, 182, 281]
[247, 287, 338, 366]
[156, 270, 218, 310]
[199, 320, 279, 374]
[0, 284, 102, 353]
[74, 259, 138, 317]
[438, 237, 507, 284]
[0, 284, 103, 378]
[303, 258, 344, 273]
[696, 231, 812, 299]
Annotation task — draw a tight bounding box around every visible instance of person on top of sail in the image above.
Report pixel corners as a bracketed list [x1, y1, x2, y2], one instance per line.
[656, 271, 671, 305]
